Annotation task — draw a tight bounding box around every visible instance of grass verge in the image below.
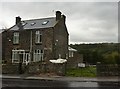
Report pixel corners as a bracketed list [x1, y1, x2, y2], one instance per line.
[66, 66, 96, 77]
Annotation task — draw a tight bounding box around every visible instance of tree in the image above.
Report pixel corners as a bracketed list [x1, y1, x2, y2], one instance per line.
[102, 51, 119, 64]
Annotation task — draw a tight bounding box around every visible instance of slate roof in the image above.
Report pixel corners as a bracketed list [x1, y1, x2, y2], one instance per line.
[10, 17, 58, 30]
[69, 47, 77, 52]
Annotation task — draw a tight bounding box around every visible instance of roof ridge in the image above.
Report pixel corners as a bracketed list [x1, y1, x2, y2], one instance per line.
[22, 17, 55, 21]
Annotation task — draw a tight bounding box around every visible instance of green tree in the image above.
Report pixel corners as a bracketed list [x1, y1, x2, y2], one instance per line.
[70, 43, 119, 64]
[102, 51, 119, 64]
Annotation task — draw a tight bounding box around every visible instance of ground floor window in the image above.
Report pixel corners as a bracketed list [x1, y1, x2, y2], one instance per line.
[12, 50, 30, 63]
[12, 51, 19, 63]
[33, 49, 44, 62]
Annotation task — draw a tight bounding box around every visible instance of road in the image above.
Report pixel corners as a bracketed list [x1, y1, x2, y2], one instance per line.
[1, 78, 119, 89]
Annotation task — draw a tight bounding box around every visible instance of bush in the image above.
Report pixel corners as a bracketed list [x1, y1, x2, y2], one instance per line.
[102, 51, 119, 64]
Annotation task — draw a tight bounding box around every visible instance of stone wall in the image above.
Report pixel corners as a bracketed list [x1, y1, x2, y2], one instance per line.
[67, 52, 83, 68]
[53, 15, 69, 59]
[2, 62, 66, 75]
[2, 30, 31, 63]
[2, 64, 26, 74]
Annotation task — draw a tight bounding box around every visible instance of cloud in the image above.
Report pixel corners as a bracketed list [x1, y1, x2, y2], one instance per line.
[0, 0, 119, 2]
[0, 2, 118, 43]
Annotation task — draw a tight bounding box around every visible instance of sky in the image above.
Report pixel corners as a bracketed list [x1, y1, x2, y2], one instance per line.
[0, 1, 119, 44]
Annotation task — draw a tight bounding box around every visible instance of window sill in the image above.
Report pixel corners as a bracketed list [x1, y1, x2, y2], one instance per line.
[13, 43, 19, 45]
[35, 42, 42, 45]
[12, 62, 19, 63]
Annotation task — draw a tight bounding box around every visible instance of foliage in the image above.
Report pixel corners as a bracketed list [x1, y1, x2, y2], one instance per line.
[102, 51, 119, 64]
[70, 43, 119, 64]
[66, 66, 96, 77]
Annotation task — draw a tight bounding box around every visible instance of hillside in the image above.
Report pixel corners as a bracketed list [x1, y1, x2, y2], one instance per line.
[70, 43, 119, 64]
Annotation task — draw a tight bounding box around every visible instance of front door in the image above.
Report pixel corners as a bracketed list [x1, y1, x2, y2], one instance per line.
[24, 53, 30, 65]
[19, 51, 30, 64]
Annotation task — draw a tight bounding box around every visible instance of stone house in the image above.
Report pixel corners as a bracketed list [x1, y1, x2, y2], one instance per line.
[67, 47, 83, 68]
[2, 11, 69, 74]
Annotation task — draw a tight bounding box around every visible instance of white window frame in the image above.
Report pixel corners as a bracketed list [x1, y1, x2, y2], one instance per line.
[13, 32, 19, 44]
[35, 31, 42, 43]
[23, 53, 30, 64]
[33, 49, 44, 62]
[12, 51, 19, 63]
[69, 51, 74, 57]
[12, 50, 30, 63]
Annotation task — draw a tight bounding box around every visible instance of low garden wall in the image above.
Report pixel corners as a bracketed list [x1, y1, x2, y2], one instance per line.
[2, 62, 66, 75]
[2, 63, 26, 74]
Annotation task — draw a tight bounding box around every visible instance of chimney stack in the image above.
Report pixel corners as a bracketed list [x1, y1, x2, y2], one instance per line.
[16, 16, 21, 24]
[62, 15, 66, 22]
[56, 11, 61, 21]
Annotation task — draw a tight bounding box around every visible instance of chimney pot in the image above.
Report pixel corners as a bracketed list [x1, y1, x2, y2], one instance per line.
[56, 11, 61, 21]
[16, 16, 21, 24]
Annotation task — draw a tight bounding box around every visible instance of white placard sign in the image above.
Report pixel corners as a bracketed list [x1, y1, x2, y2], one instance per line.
[78, 63, 85, 68]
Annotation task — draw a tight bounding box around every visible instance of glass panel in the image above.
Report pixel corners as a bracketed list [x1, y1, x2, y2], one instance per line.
[13, 32, 19, 44]
[35, 31, 42, 43]
[12, 51, 19, 63]
[33, 49, 44, 62]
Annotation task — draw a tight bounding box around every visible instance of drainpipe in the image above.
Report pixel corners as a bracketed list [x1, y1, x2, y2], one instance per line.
[30, 30, 32, 62]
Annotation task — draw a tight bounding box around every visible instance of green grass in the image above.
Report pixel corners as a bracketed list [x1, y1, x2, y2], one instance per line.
[66, 66, 96, 77]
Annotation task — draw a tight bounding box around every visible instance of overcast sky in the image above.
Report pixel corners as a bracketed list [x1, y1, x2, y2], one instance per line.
[0, 1, 118, 44]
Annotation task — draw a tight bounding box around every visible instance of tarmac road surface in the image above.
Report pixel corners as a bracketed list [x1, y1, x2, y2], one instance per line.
[2, 78, 119, 89]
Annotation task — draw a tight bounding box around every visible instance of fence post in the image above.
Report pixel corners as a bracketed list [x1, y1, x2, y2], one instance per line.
[96, 62, 101, 77]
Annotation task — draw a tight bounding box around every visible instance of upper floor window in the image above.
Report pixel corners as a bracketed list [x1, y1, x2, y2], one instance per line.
[13, 32, 19, 44]
[69, 51, 74, 57]
[35, 31, 42, 44]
